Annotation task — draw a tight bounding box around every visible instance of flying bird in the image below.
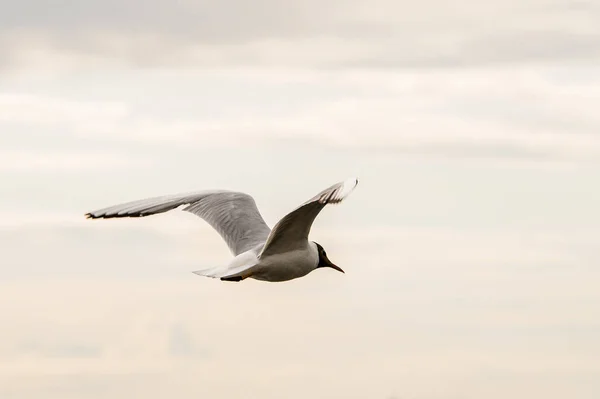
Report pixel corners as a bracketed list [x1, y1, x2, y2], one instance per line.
[85, 178, 359, 282]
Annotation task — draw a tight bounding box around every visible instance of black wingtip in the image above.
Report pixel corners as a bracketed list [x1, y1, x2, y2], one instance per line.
[84, 211, 149, 220]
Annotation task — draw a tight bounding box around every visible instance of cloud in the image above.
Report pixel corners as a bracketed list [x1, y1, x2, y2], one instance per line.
[0, 93, 128, 127]
[14, 341, 102, 360]
[2, 66, 599, 164]
[0, 150, 151, 172]
[1, 0, 599, 70]
[168, 324, 207, 357]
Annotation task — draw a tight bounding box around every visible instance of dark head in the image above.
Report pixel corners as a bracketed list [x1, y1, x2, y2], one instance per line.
[314, 242, 344, 274]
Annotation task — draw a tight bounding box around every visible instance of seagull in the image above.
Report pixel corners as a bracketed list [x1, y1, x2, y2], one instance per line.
[85, 178, 359, 282]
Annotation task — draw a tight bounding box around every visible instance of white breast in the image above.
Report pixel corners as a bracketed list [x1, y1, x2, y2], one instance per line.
[251, 243, 319, 282]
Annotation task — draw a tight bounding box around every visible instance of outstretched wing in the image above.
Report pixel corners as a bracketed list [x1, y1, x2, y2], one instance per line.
[259, 178, 358, 258]
[85, 190, 271, 256]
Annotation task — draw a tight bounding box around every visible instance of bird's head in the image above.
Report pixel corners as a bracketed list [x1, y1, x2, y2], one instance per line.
[313, 242, 344, 274]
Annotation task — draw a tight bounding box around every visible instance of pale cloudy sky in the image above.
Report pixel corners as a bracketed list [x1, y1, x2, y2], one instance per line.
[1, 1, 599, 398]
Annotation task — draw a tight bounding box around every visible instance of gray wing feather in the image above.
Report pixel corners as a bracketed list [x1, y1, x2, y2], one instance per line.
[85, 190, 271, 256]
[259, 178, 358, 257]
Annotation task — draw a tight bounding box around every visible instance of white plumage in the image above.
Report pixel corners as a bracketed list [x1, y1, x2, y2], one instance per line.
[85, 178, 358, 282]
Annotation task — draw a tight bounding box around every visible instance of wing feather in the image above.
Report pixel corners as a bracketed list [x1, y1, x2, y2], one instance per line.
[85, 190, 271, 256]
[259, 178, 358, 257]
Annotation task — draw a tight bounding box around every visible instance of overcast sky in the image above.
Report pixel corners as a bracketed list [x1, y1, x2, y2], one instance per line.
[1, 1, 599, 398]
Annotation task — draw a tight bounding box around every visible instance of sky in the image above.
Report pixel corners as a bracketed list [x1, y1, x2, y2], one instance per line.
[1, 0, 599, 398]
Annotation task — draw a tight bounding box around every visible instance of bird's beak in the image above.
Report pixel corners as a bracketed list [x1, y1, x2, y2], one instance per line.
[325, 259, 345, 274]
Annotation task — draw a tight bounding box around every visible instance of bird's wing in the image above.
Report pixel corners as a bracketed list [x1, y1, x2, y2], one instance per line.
[259, 178, 358, 258]
[85, 190, 271, 256]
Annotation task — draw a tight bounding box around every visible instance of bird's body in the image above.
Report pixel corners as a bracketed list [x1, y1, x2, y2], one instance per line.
[188, 243, 319, 282]
[243, 242, 319, 282]
[85, 178, 358, 282]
